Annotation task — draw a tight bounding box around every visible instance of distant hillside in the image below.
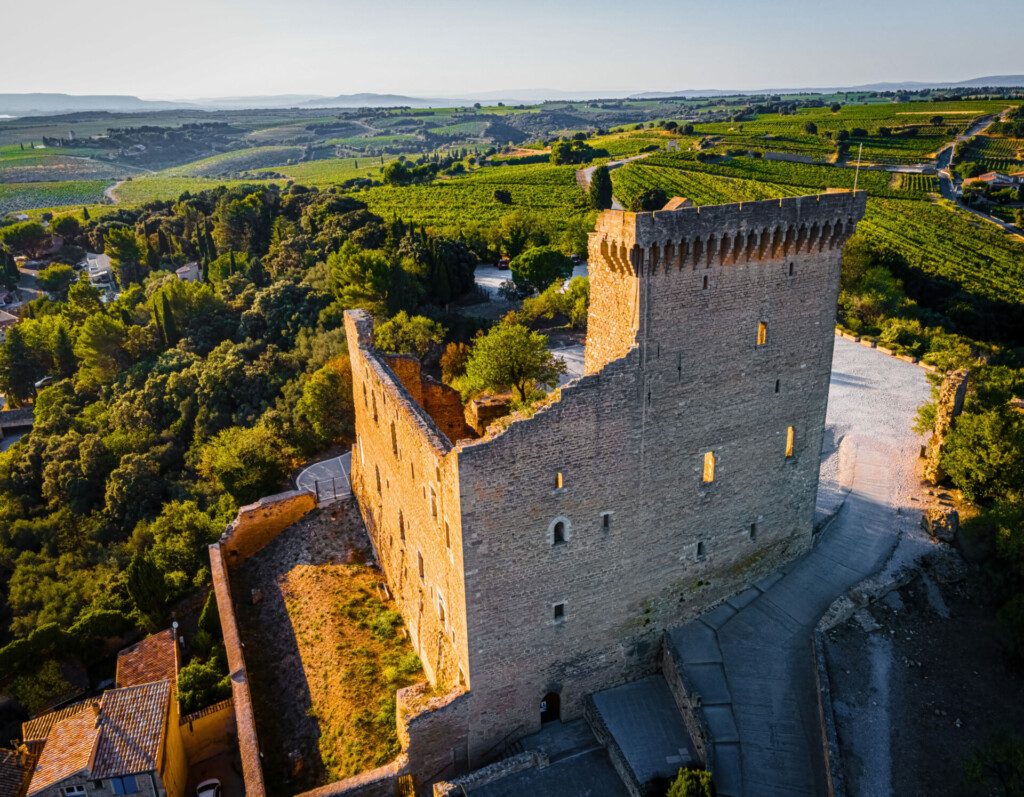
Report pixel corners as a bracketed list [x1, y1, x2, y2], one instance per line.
[632, 75, 1024, 99]
[298, 93, 472, 108]
[0, 93, 194, 116]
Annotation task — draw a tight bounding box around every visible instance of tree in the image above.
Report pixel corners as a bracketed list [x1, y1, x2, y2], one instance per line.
[52, 215, 82, 241]
[493, 189, 513, 205]
[804, 121, 818, 135]
[158, 292, 179, 346]
[177, 656, 231, 714]
[0, 326, 41, 406]
[104, 226, 147, 287]
[74, 313, 129, 384]
[0, 245, 18, 289]
[0, 221, 49, 259]
[197, 425, 293, 506]
[105, 451, 164, 528]
[463, 321, 566, 402]
[510, 245, 574, 294]
[930, 115, 945, 126]
[328, 242, 392, 314]
[293, 357, 354, 451]
[37, 263, 75, 300]
[374, 312, 445, 359]
[550, 139, 596, 165]
[53, 324, 76, 377]
[589, 165, 613, 210]
[667, 768, 714, 797]
[941, 407, 1024, 504]
[440, 342, 471, 383]
[630, 188, 668, 213]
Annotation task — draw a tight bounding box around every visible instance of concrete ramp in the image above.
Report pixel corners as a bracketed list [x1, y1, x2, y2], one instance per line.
[588, 675, 697, 793]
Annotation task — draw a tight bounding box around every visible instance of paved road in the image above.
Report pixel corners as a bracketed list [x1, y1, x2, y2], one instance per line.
[295, 452, 351, 504]
[577, 153, 653, 210]
[670, 337, 930, 796]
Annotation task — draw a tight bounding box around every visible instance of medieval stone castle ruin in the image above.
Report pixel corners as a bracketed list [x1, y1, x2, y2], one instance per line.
[343, 190, 868, 780]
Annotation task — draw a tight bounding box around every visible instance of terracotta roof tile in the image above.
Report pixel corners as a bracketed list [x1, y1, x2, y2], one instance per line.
[0, 748, 36, 797]
[21, 702, 88, 745]
[115, 630, 178, 689]
[92, 681, 169, 779]
[26, 709, 99, 796]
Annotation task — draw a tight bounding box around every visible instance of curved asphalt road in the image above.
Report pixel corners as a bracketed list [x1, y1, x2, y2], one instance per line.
[671, 338, 930, 796]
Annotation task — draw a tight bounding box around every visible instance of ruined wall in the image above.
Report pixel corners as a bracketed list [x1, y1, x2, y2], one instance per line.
[454, 192, 867, 752]
[219, 490, 316, 563]
[346, 313, 469, 691]
[924, 368, 969, 484]
[385, 354, 475, 443]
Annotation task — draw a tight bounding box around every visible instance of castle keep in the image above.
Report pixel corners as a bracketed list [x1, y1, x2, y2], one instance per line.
[345, 191, 867, 765]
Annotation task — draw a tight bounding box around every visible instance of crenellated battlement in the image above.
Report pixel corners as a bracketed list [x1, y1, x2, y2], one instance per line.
[590, 191, 867, 274]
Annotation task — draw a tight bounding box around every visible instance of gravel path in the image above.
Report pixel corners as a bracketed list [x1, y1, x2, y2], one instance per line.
[670, 337, 931, 796]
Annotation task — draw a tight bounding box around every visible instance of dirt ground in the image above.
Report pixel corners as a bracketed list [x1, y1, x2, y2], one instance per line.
[824, 547, 1024, 796]
[232, 499, 422, 794]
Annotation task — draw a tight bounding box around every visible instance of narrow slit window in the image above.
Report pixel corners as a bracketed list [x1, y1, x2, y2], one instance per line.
[788, 262, 795, 277]
[399, 511, 406, 541]
[702, 274, 709, 290]
[774, 378, 781, 394]
[696, 541, 706, 559]
[429, 485, 438, 518]
[362, 383, 368, 407]
[444, 520, 451, 549]
[375, 466, 382, 494]
[702, 451, 716, 483]
[555, 471, 564, 490]
[602, 512, 611, 531]
[785, 426, 795, 458]
[390, 422, 398, 457]
[553, 603, 565, 621]
[749, 522, 758, 541]
[372, 393, 378, 422]
[757, 322, 768, 346]
[553, 521, 566, 545]
[417, 551, 424, 580]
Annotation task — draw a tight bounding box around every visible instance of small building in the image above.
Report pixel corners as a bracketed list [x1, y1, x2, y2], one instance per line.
[79, 253, 113, 287]
[0, 309, 18, 340]
[174, 262, 201, 283]
[21, 631, 188, 797]
[963, 171, 1024, 189]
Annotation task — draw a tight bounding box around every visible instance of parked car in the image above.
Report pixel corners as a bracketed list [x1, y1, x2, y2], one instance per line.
[196, 780, 222, 797]
[496, 258, 510, 270]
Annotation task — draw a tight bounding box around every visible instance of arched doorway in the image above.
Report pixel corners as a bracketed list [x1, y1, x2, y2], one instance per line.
[540, 691, 561, 724]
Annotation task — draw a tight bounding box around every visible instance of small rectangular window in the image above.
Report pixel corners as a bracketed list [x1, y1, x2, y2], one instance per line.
[429, 485, 437, 517]
[785, 426, 795, 458]
[774, 378, 781, 394]
[375, 466, 381, 494]
[417, 551, 424, 580]
[398, 511, 405, 541]
[757, 322, 768, 346]
[702, 451, 715, 483]
[555, 471, 564, 490]
[602, 512, 611, 531]
[749, 522, 758, 541]
[696, 541, 706, 560]
[788, 262, 794, 276]
[702, 274, 709, 290]
[444, 520, 451, 549]
[62, 788, 87, 797]
[553, 603, 565, 621]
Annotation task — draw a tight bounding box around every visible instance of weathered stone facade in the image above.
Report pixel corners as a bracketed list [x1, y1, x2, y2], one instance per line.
[345, 191, 867, 771]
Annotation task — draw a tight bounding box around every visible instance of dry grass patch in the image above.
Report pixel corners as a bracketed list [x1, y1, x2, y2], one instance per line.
[281, 562, 423, 781]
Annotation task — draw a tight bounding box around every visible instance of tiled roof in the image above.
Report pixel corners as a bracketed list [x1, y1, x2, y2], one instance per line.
[92, 681, 169, 779]
[24, 681, 170, 795]
[21, 702, 88, 745]
[116, 630, 178, 689]
[0, 748, 36, 797]
[26, 708, 99, 796]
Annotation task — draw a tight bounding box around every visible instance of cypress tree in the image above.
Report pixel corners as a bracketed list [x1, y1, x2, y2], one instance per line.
[54, 324, 76, 377]
[159, 293, 179, 346]
[228, 250, 236, 275]
[157, 228, 170, 257]
[589, 165, 614, 210]
[0, 246, 18, 290]
[82, 207, 90, 221]
[0, 327, 38, 406]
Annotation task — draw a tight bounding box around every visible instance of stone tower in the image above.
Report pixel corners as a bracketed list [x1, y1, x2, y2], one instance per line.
[345, 191, 867, 766]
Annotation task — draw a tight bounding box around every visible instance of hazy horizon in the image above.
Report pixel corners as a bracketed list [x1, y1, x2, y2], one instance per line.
[2, 0, 1022, 100]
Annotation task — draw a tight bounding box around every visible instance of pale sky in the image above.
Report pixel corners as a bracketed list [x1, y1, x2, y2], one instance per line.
[1, 0, 1022, 99]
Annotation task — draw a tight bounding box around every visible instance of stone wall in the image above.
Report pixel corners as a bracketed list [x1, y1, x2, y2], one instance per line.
[660, 639, 712, 769]
[208, 543, 266, 796]
[385, 354, 475, 443]
[180, 699, 235, 766]
[346, 312, 468, 692]
[924, 368, 969, 484]
[219, 489, 316, 563]
[343, 192, 867, 767]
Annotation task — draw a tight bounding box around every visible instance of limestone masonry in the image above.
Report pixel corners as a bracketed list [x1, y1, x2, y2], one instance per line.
[345, 191, 867, 768]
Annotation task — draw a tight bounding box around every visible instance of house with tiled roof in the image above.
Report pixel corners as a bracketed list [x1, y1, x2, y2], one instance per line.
[21, 634, 188, 797]
[0, 747, 36, 797]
